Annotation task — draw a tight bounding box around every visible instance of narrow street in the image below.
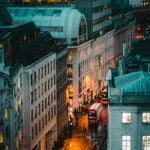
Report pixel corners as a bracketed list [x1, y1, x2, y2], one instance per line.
[60, 105, 108, 150]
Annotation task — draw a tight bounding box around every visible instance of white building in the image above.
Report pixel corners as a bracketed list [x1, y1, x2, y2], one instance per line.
[108, 57, 150, 150]
[67, 30, 114, 114]
[23, 52, 57, 150]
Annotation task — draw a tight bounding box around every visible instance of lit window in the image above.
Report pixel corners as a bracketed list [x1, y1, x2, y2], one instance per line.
[142, 113, 150, 123]
[142, 136, 150, 150]
[24, 35, 27, 41]
[122, 113, 131, 123]
[4, 108, 8, 119]
[67, 67, 73, 78]
[68, 54, 73, 62]
[5, 145, 8, 150]
[122, 136, 131, 150]
[0, 132, 3, 143]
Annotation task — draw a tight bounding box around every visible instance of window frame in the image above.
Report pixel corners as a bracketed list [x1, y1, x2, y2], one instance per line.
[142, 112, 150, 123]
[122, 135, 131, 150]
[122, 113, 131, 123]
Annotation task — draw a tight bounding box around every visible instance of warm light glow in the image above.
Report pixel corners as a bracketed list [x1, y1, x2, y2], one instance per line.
[4, 108, 8, 119]
[99, 30, 103, 36]
[0, 132, 3, 143]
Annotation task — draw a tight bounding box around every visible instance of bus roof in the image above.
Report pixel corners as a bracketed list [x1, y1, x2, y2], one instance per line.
[89, 103, 102, 110]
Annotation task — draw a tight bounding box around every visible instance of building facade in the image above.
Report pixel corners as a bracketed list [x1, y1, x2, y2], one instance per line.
[55, 45, 68, 141]
[0, 28, 23, 150]
[75, 0, 113, 39]
[23, 52, 57, 150]
[67, 30, 114, 114]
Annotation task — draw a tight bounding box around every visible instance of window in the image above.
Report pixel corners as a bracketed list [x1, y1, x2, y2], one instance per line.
[35, 89, 37, 101]
[32, 127, 34, 139]
[54, 75, 56, 86]
[51, 92, 53, 104]
[30, 74, 33, 86]
[51, 77, 53, 87]
[45, 81, 47, 93]
[42, 84, 44, 95]
[47, 63, 49, 74]
[48, 110, 50, 121]
[4, 108, 8, 119]
[42, 117, 44, 128]
[142, 136, 150, 150]
[45, 98, 47, 109]
[38, 104, 41, 115]
[122, 113, 131, 123]
[35, 124, 37, 136]
[48, 95, 50, 106]
[34, 71, 36, 84]
[122, 136, 131, 150]
[143, 113, 150, 123]
[39, 120, 41, 132]
[48, 79, 50, 90]
[38, 86, 40, 98]
[31, 109, 34, 122]
[38, 69, 40, 81]
[42, 100, 44, 112]
[0, 132, 3, 143]
[41, 67, 43, 79]
[44, 64, 47, 76]
[5, 146, 8, 150]
[35, 106, 37, 119]
[51, 61, 52, 72]
[53, 59, 55, 70]
[45, 114, 47, 125]
[31, 92, 33, 104]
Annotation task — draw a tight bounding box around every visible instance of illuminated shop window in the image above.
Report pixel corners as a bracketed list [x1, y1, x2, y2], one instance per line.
[0, 132, 3, 143]
[122, 136, 131, 150]
[122, 113, 131, 123]
[143, 113, 150, 123]
[142, 136, 150, 150]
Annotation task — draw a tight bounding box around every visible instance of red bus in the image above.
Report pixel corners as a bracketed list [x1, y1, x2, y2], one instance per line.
[88, 103, 103, 125]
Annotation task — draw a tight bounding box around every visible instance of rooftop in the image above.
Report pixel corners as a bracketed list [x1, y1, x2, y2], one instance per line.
[115, 71, 150, 93]
[7, 6, 87, 45]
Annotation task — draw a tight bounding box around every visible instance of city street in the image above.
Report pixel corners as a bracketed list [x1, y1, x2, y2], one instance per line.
[60, 105, 108, 150]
